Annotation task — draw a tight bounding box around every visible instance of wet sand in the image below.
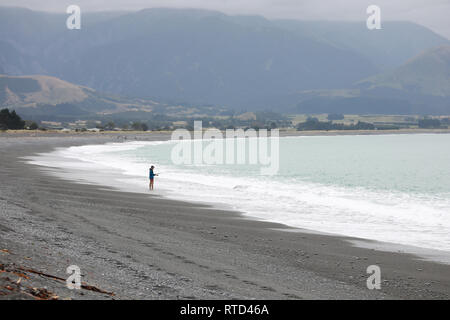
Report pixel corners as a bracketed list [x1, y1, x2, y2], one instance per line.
[1, 132, 449, 299]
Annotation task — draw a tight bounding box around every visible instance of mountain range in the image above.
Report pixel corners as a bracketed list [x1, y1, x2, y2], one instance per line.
[0, 6, 449, 115]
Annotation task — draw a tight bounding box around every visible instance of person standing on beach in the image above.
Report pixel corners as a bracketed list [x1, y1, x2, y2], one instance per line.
[149, 165, 158, 190]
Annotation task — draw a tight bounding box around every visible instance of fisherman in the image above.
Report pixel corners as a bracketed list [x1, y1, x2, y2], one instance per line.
[149, 165, 158, 190]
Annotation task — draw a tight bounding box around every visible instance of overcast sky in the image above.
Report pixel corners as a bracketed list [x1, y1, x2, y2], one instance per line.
[1, 0, 449, 39]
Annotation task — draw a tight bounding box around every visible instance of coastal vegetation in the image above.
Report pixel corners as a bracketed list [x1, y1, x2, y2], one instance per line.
[418, 118, 447, 129]
[0, 108, 38, 130]
[296, 117, 376, 131]
[0, 108, 25, 130]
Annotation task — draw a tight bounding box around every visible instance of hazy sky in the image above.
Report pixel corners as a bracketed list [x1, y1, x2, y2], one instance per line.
[2, 0, 449, 39]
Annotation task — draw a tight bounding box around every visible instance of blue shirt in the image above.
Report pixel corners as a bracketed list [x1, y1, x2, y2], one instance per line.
[149, 169, 155, 179]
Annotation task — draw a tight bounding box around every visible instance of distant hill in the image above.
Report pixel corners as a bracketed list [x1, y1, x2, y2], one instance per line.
[358, 45, 450, 96]
[0, 74, 228, 122]
[274, 20, 449, 71]
[0, 74, 159, 120]
[0, 75, 88, 107]
[292, 46, 450, 115]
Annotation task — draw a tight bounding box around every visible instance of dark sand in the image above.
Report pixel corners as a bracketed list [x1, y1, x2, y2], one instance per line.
[1, 132, 449, 299]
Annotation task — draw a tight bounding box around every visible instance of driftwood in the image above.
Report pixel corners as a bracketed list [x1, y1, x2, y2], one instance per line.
[1, 264, 116, 298]
[17, 266, 115, 296]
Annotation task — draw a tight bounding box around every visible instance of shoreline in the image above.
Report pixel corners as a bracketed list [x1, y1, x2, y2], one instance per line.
[27, 134, 450, 265]
[1, 133, 450, 299]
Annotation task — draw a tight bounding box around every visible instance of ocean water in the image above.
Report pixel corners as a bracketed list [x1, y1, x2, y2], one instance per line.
[30, 134, 450, 252]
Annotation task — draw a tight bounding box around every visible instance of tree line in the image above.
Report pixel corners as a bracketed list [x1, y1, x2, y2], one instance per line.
[0, 109, 38, 130]
[296, 118, 375, 131]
